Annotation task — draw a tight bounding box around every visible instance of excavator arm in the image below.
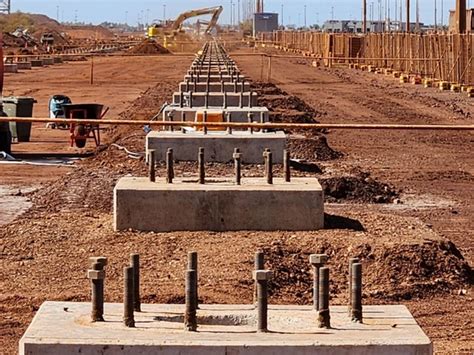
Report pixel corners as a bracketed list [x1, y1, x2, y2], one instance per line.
[170, 6, 223, 33]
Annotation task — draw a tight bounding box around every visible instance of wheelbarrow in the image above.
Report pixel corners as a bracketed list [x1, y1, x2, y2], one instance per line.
[62, 104, 109, 148]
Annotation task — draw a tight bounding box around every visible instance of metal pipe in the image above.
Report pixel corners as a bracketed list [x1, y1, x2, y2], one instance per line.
[2, 118, 472, 131]
[130, 254, 141, 312]
[123, 266, 135, 328]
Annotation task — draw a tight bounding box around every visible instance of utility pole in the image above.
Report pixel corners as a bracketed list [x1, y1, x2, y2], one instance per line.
[304, 5, 307, 28]
[281, 4, 284, 27]
[415, 0, 419, 32]
[405, 0, 410, 32]
[163, 4, 166, 22]
[238, 0, 241, 25]
[363, 0, 367, 33]
[455, 0, 467, 33]
[434, 0, 438, 31]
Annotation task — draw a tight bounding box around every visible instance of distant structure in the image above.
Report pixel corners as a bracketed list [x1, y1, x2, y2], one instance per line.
[0, 0, 11, 14]
[449, 8, 473, 33]
[322, 20, 421, 33]
[253, 0, 278, 36]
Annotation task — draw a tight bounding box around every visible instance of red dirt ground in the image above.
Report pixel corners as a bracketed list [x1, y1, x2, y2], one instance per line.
[0, 49, 472, 354]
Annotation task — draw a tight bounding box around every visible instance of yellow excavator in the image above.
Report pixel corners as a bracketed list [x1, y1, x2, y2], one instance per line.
[147, 6, 223, 43]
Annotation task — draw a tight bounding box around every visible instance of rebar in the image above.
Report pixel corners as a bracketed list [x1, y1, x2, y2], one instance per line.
[265, 150, 273, 185]
[188, 252, 199, 310]
[123, 266, 135, 328]
[233, 148, 242, 185]
[348, 257, 359, 315]
[166, 148, 174, 184]
[130, 254, 141, 312]
[198, 147, 205, 184]
[318, 267, 330, 328]
[351, 263, 363, 323]
[185, 269, 198, 331]
[284, 150, 291, 182]
[148, 150, 156, 183]
[88, 261, 105, 322]
[203, 111, 208, 135]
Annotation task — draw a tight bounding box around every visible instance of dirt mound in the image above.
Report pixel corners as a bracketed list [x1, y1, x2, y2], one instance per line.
[288, 134, 343, 161]
[263, 239, 471, 303]
[128, 39, 170, 55]
[64, 25, 115, 40]
[321, 172, 399, 203]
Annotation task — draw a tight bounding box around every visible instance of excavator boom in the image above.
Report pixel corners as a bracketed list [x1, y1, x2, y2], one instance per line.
[170, 6, 223, 33]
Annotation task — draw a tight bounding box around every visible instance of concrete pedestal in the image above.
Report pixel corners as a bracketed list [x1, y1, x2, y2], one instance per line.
[4, 64, 18, 73]
[20, 302, 433, 355]
[184, 75, 246, 83]
[16, 62, 32, 70]
[173, 92, 259, 107]
[114, 177, 324, 232]
[146, 131, 286, 163]
[163, 105, 269, 123]
[178, 82, 250, 93]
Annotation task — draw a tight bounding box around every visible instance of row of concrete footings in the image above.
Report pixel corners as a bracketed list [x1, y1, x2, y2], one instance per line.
[115, 40, 324, 233]
[146, 40, 287, 164]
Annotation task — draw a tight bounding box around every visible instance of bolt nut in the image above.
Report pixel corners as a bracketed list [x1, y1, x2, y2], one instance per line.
[89, 257, 108, 268]
[233, 153, 242, 159]
[253, 270, 273, 281]
[87, 269, 105, 280]
[309, 254, 328, 266]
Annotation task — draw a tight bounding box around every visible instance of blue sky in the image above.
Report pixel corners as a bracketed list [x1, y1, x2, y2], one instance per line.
[11, 1, 462, 26]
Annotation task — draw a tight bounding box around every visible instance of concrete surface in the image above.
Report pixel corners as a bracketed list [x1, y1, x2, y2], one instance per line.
[114, 177, 324, 232]
[146, 131, 286, 163]
[172, 92, 259, 107]
[163, 106, 269, 123]
[20, 302, 432, 355]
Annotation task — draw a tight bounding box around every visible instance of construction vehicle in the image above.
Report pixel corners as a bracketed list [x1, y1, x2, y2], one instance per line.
[147, 6, 223, 48]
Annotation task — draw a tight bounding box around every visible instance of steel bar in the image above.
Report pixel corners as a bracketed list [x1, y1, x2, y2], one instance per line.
[130, 254, 141, 312]
[198, 147, 205, 184]
[166, 148, 174, 184]
[123, 266, 135, 328]
[348, 257, 360, 316]
[283, 149, 291, 182]
[188, 252, 199, 310]
[2, 117, 473, 131]
[185, 269, 198, 331]
[351, 263, 363, 323]
[148, 150, 156, 183]
[318, 267, 331, 329]
[88, 262, 105, 322]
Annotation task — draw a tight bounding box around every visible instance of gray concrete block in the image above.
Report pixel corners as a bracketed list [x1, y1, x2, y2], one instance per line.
[20, 302, 433, 355]
[16, 62, 32, 70]
[173, 92, 259, 107]
[42, 58, 55, 66]
[146, 131, 286, 163]
[30, 60, 43, 67]
[163, 106, 269, 123]
[4, 64, 18, 73]
[114, 177, 324, 232]
[178, 82, 250, 93]
[184, 75, 246, 83]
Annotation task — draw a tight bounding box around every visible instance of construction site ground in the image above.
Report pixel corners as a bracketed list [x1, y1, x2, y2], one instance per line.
[0, 50, 472, 354]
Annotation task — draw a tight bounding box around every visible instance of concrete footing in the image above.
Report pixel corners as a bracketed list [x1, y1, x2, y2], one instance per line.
[20, 302, 433, 355]
[16, 62, 32, 70]
[30, 60, 43, 67]
[4, 64, 18, 73]
[172, 92, 259, 107]
[146, 131, 286, 163]
[163, 106, 269, 123]
[42, 58, 55, 66]
[114, 177, 324, 232]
